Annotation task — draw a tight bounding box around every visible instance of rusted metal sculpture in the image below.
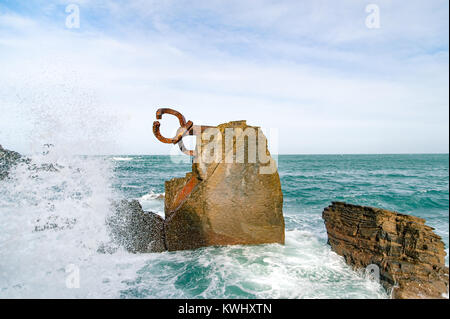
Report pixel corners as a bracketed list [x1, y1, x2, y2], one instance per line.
[153, 108, 212, 156]
[152, 108, 195, 156]
[150, 108, 285, 252]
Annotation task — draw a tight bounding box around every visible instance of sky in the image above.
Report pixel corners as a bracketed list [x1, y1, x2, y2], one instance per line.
[0, 0, 448, 155]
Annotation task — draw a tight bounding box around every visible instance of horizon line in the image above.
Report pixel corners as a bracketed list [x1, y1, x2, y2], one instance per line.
[94, 152, 450, 156]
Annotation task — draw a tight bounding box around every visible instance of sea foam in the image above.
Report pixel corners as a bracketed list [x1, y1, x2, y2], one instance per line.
[0, 151, 144, 298]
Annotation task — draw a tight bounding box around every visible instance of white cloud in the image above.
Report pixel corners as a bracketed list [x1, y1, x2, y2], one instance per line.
[0, 13, 36, 29]
[0, 1, 448, 154]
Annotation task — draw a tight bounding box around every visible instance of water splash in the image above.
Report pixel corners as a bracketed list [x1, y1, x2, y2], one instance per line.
[0, 149, 137, 298]
[3, 153, 445, 298]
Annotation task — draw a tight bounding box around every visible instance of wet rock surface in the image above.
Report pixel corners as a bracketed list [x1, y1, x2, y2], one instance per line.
[0, 144, 22, 180]
[107, 200, 166, 253]
[0, 144, 61, 180]
[322, 201, 449, 299]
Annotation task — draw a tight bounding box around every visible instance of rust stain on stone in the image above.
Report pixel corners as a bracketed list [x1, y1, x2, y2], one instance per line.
[171, 175, 199, 214]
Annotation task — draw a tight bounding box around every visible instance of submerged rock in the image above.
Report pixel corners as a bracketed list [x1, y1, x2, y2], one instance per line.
[164, 120, 285, 251]
[107, 200, 166, 253]
[0, 144, 22, 180]
[322, 201, 449, 299]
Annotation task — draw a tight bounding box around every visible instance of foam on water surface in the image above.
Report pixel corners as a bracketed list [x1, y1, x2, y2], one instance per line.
[112, 157, 134, 161]
[0, 153, 448, 298]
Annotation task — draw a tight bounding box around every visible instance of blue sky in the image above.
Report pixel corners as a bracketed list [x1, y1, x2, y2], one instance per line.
[0, 0, 448, 155]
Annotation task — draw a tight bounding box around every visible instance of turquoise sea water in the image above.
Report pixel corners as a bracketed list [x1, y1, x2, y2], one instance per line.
[113, 154, 449, 298]
[0, 154, 448, 298]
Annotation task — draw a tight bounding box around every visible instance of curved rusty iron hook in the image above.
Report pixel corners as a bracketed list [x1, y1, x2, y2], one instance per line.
[177, 126, 195, 156]
[153, 108, 193, 144]
[176, 125, 215, 156]
[156, 108, 187, 126]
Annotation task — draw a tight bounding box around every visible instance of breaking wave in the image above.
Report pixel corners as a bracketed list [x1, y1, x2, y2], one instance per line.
[0, 150, 139, 298]
[137, 191, 165, 217]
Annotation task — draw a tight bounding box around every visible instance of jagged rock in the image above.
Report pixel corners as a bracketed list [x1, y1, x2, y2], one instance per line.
[107, 200, 166, 253]
[164, 120, 285, 251]
[0, 144, 22, 180]
[322, 201, 449, 299]
[0, 145, 55, 180]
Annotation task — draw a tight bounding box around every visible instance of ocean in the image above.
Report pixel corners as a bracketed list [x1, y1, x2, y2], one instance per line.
[0, 153, 448, 298]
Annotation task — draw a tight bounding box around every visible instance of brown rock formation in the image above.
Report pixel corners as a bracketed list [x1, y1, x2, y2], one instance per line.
[164, 120, 285, 251]
[106, 121, 284, 253]
[322, 201, 449, 299]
